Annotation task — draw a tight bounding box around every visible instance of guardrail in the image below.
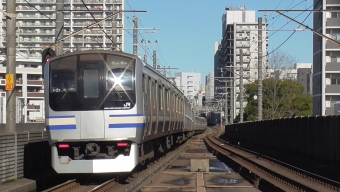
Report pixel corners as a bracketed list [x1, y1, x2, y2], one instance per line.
[0, 130, 49, 184]
[0, 123, 45, 133]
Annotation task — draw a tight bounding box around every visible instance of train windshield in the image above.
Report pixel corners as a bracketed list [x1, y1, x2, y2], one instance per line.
[49, 53, 136, 111]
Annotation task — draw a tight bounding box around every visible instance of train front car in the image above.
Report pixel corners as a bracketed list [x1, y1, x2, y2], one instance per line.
[43, 50, 143, 174]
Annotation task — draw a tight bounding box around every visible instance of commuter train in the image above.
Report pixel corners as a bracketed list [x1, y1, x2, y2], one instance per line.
[42, 49, 206, 174]
[207, 112, 221, 126]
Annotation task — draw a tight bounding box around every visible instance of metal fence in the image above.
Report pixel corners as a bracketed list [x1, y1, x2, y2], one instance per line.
[225, 115, 340, 165]
[0, 131, 48, 183]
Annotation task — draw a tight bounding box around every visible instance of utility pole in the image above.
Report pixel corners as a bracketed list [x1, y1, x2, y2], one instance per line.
[5, 0, 17, 132]
[55, 0, 64, 55]
[112, 13, 118, 51]
[153, 50, 157, 69]
[258, 17, 263, 121]
[224, 82, 229, 125]
[230, 76, 234, 124]
[133, 15, 138, 55]
[240, 49, 244, 123]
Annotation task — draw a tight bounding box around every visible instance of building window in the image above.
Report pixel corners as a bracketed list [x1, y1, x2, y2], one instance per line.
[331, 79, 340, 85]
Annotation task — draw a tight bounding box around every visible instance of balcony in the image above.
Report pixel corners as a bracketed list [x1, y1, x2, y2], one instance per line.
[326, 18, 340, 27]
[326, 0, 340, 5]
[325, 62, 340, 71]
[17, 14, 55, 20]
[27, 80, 43, 86]
[16, 7, 55, 12]
[14, 0, 55, 3]
[69, 0, 117, 4]
[27, 92, 44, 97]
[325, 41, 340, 50]
[326, 85, 340, 93]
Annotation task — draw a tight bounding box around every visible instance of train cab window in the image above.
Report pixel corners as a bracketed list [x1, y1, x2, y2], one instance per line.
[106, 55, 135, 92]
[107, 68, 133, 91]
[50, 56, 77, 93]
[83, 69, 99, 98]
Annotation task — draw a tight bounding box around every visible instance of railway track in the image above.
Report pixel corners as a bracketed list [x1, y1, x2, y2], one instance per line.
[205, 133, 340, 192]
[43, 131, 210, 192]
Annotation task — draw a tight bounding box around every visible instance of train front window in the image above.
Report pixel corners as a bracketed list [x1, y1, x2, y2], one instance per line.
[104, 55, 136, 110]
[50, 56, 77, 93]
[107, 68, 133, 91]
[83, 69, 99, 98]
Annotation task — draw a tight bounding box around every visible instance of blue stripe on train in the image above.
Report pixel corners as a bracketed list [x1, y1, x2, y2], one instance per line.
[47, 125, 77, 130]
[109, 114, 144, 117]
[109, 123, 145, 128]
[48, 115, 75, 119]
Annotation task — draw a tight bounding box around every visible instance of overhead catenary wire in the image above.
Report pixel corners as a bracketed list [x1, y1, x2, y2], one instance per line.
[267, 0, 305, 26]
[265, 0, 321, 57]
[137, 17, 169, 69]
[80, 0, 121, 51]
[268, 4, 314, 38]
[123, 15, 154, 63]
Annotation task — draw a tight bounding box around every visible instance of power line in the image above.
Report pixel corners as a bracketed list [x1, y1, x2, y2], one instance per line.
[80, 0, 120, 51]
[138, 19, 169, 69]
[265, 0, 321, 57]
[267, 0, 283, 19]
[23, 0, 52, 20]
[267, 0, 305, 26]
[268, 4, 314, 38]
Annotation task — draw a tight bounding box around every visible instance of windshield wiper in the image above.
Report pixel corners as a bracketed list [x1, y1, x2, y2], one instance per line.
[61, 90, 70, 100]
[108, 81, 122, 99]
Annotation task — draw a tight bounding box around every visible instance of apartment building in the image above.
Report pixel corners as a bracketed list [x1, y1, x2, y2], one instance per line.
[1, 0, 125, 58]
[205, 72, 214, 101]
[174, 72, 201, 102]
[220, 6, 268, 122]
[0, 61, 44, 123]
[0, 0, 125, 122]
[313, 0, 340, 115]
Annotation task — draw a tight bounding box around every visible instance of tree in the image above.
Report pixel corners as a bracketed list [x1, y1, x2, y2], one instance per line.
[243, 79, 313, 121]
[267, 49, 297, 80]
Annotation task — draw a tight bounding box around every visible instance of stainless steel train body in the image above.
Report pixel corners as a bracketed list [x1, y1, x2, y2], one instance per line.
[42, 50, 206, 174]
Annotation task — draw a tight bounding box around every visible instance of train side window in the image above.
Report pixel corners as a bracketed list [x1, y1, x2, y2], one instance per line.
[83, 69, 99, 98]
[152, 81, 155, 108]
[159, 85, 162, 111]
[143, 74, 146, 92]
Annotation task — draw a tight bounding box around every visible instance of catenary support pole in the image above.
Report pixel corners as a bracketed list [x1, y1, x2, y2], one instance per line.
[55, 0, 64, 55]
[133, 16, 138, 55]
[258, 17, 263, 121]
[5, 0, 16, 132]
[240, 49, 244, 123]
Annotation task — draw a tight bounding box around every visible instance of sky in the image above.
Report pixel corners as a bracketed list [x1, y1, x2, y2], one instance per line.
[122, 0, 314, 83]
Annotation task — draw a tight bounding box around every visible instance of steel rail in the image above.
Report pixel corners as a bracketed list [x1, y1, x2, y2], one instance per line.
[205, 135, 340, 191]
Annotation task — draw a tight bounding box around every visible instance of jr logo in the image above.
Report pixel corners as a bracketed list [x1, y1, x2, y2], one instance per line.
[124, 102, 131, 107]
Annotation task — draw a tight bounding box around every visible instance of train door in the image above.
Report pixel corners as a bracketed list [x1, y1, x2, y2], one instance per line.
[78, 63, 105, 139]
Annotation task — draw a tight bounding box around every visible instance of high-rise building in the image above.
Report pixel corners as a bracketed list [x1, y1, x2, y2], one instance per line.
[174, 72, 201, 102]
[313, 0, 340, 116]
[205, 72, 214, 101]
[0, 0, 125, 122]
[296, 63, 313, 94]
[220, 6, 268, 122]
[1, 0, 125, 60]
